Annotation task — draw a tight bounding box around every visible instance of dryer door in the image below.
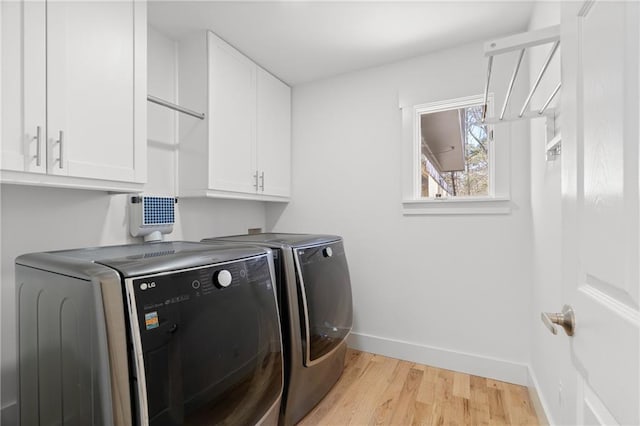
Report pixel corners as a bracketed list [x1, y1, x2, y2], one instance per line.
[294, 240, 353, 366]
[125, 254, 283, 426]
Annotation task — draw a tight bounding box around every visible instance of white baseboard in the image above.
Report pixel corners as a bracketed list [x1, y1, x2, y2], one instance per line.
[347, 332, 529, 386]
[527, 366, 554, 426]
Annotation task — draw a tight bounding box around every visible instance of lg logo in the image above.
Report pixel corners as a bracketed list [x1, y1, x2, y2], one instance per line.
[140, 282, 156, 291]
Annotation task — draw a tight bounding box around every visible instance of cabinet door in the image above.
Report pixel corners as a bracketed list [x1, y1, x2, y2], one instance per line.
[1, 0, 46, 174]
[208, 32, 257, 194]
[256, 68, 291, 197]
[46, 1, 145, 182]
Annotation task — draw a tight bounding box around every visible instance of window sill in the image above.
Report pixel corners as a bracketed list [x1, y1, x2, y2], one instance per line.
[402, 196, 511, 215]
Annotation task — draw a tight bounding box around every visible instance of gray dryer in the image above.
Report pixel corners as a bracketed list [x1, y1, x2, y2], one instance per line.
[203, 234, 353, 426]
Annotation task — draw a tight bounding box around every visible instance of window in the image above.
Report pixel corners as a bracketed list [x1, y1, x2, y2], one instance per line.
[401, 94, 511, 215]
[418, 99, 493, 198]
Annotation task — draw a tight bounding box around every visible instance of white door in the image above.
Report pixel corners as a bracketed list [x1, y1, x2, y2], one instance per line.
[46, 0, 143, 182]
[1, 0, 46, 174]
[256, 67, 291, 197]
[560, 1, 640, 424]
[208, 31, 257, 194]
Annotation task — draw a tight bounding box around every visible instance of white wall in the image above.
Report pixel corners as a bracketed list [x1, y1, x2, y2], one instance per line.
[0, 26, 266, 411]
[527, 3, 576, 425]
[267, 41, 534, 383]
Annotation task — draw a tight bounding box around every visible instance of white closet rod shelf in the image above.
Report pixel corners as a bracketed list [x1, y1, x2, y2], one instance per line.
[147, 95, 205, 120]
[481, 25, 561, 126]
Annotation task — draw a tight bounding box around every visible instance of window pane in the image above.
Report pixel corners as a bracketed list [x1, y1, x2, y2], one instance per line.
[420, 104, 489, 197]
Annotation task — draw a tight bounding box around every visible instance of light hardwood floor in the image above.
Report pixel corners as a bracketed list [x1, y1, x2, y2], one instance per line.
[298, 349, 539, 426]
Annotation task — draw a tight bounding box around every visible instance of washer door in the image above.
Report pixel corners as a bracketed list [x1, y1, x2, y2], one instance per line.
[294, 240, 353, 366]
[126, 255, 282, 426]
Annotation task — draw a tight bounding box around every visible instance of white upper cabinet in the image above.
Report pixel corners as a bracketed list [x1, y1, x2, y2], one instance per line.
[178, 31, 291, 202]
[256, 67, 291, 198]
[1, 0, 146, 191]
[208, 32, 257, 194]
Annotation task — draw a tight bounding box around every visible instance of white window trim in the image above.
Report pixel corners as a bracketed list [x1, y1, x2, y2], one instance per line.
[401, 197, 512, 215]
[401, 94, 511, 216]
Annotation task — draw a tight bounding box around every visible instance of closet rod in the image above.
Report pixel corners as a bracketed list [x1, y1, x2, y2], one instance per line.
[539, 82, 561, 114]
[500, 49, 525, 121]
[519, 40, 560, 117]
[482, 56, 494, 122]
[147, 95, 205, 120]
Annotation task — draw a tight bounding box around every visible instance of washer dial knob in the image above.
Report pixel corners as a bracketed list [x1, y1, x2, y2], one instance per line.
[214, 269, 232, 288]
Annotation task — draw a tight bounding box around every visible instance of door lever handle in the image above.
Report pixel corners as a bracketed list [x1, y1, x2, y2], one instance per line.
[541, 305, 575, 336]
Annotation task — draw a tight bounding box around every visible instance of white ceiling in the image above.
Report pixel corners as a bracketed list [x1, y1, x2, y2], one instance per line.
[148, 1, 535, 86]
